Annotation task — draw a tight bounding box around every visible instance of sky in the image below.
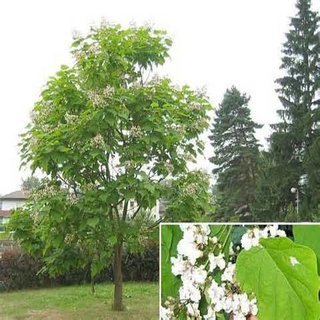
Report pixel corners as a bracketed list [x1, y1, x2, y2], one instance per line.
[0, 0, 319, 195]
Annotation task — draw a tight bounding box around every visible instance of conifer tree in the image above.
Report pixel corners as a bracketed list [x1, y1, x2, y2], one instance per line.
[269, 0, 320, 217]
[209, 87, 262, 220]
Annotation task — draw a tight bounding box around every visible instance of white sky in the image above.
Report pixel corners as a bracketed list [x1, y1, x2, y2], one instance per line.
[0, 0, 319, 195]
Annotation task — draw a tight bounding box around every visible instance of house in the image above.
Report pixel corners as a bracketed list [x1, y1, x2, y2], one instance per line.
[0, 190, 29, 211]
[0, 190, 28, 232]
[0, 190, 165, 232]
[120, 199, 166, 221]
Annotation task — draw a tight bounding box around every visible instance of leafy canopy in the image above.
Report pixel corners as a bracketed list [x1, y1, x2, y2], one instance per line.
[21, 24, 211, 214]
[15, 24, 212, 289]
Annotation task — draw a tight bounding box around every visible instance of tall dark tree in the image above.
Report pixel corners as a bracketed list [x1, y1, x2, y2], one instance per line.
[253, 150, 301, 221]
[209, 87, 262, 221]
[268, 0, 320, 217]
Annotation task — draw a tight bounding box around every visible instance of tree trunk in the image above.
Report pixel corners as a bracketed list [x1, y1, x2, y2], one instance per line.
[113, 239, 124, 311]
[91, 277, 95, 295]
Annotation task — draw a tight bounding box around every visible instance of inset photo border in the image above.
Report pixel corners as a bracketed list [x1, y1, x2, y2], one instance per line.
[160, 223, 320, 320]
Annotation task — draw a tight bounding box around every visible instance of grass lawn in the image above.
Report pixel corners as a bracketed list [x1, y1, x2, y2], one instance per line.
[0, 282, 158, 320]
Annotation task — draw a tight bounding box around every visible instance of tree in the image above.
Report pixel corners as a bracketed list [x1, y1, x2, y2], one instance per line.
[209, 87, 262, 221]
[269, 0, 320, 217]
[163, 170, 215, 222]
[21, 175, 41, 191]
[19, 23, 211, 310]
[10, 183, 114, 294]
[252, 151, 300, 221]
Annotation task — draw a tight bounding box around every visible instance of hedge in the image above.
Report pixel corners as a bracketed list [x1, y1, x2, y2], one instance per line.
[0, 246, 158, 291]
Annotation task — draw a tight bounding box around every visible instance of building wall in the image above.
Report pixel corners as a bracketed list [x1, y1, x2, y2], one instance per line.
[1, 200, 25, 211]
[124, 199, 161, 220]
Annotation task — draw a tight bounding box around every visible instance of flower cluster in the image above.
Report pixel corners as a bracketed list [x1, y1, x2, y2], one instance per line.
[87, 90, 105, 106]
[65, 112, 78, 125]
[129, 125, 143, 138]
[241, 224, 286, 251]
[87, 86, 114, 108]
[90, 133, 105, 148]
[189, 101, 202, 111]
[162, 224, 259, 320]
[169, 225, 210, 319]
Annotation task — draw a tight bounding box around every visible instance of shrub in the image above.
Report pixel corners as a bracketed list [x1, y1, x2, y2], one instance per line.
[0, 245, 159, 291]
[0, 248, 51, 291]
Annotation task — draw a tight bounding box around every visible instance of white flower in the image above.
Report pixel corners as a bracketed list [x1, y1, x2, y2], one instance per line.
[221, 262, 235, 283]
[238, 293, 250, 315]
[227, 292, 258, 320]
[160, 306, 174, 320]
[277, 229, 286, 237]
[203, 306, 216, 320]
[260, 225, 287, 239]
[208, 253, 226, 272]
[129, 125, 143, 138]
[207, 280, 226, 311]
[186, 302, 201, 319]
[233, 313, 246, 320]
[210, 236, 218, 244]
[177, 238, 203, 265]
[189, 101, 202, 111]
[87, 90, 105, 106]
[259, 226, 269, 239]
[181, 265, 207, 286]
[171, 255, 189, 276]
[268, 224, 279, 237]
[180, 224, 210, 246]
[65, 113, 78, 124]
[90, 134, 105, 148]
[179, 282, 201, 302]
[169, 224, 260, 320]
[241, 228, 260, 250]
[249, 298, 258, 315]
[103, 85, 115, 97]
[223, 295, 233, 313]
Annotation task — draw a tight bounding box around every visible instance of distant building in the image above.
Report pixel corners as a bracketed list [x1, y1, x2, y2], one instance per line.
[0, 190, 166, 232]
[0, 190, 29, 232]
[120, 199, 166, 221]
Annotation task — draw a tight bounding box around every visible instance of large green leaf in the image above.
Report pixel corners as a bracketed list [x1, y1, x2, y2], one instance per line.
[293, 225, 320, 274]
[161, 225, 182, 301]
[210, 225, 232, 261]
[236, 237, 320, 320]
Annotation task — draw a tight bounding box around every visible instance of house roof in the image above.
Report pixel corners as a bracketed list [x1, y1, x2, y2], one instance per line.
[0, 190, 29, 200]
[0, 210, 11, 218]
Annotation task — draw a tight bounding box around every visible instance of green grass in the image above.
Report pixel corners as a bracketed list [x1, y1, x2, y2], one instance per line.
[0, 282, 159, 320]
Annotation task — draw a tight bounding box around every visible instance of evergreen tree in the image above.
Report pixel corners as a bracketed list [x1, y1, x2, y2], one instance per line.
[269, 0, 320, 217]
[209, 87, 262, 221]
[253, 150, 301, 221]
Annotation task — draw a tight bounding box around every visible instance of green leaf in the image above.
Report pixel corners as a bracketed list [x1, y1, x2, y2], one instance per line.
[210, 225, 232, 260]
[231, 226, 247, 245]
[87, 217, 99, 228]
[293, 225, 320, 274]
[161, 225, 182, 301]
[198, 295, 208, 317]
[216, 313, 227, 320]
[236, 237, 320, 320]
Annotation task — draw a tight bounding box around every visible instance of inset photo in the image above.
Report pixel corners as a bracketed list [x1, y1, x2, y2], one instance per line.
[160, 224, 320, 320]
